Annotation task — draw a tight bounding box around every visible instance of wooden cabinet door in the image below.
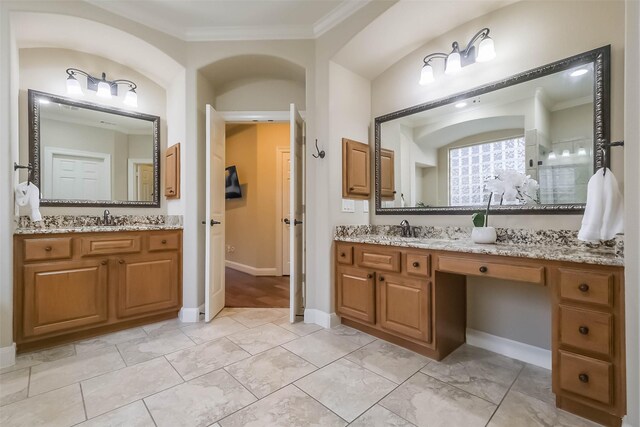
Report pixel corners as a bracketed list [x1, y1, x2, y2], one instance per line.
[117, 253, 180, 318]
[165, 143, 180, 198]
[380, 148, 395, 199]
[342, 138, 370, 199]
[378, 274, 431, 343]
[336, 266, 375, 324]
[23, 259, 108, 337]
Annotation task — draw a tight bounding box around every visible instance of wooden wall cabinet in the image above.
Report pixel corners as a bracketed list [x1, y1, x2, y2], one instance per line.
[165, 143, 180, 199]
[342, 138, 370, 199]
[14, 230, 183, 352]
[380, 148, 395, 200]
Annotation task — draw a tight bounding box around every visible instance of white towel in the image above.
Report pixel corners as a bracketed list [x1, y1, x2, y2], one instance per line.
[15, 182, 42, 222]
[578, 168, 624, 242]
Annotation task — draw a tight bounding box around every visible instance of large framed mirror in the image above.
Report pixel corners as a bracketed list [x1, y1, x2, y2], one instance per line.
[29, 89, 161, 207]
[375, 45, 610, 215]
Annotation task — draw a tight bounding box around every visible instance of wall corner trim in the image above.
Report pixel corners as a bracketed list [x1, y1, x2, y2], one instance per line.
[0, 343, 16, 369]
[304, 309, 341, 328]
[466, 328, 551, 369]
[225, 260, 277, 277]
[179, 307, 201, 323]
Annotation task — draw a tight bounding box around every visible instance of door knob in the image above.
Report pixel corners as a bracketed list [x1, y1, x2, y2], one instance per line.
[294, 220, 303, 226]
[211, 219, 221, 226]
[479, 266, 488, 273]
[284, 218, 290, 225]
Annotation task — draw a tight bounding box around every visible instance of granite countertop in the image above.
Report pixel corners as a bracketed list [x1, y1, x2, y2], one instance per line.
[334, 225, 624, 267]
[14, 224, 184, 235]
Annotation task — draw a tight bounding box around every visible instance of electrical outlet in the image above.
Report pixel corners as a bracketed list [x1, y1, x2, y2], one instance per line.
[342, 199, 355, 213]
[363, 200, 369, 213]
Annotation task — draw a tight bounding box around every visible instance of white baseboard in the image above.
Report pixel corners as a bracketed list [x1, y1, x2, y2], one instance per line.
[304, 309, 341, 328]
[225, 260, 277, 277]
[179, 307, 201, 323]
[0, 343, 16, 369]
[466, 328, 551, 369]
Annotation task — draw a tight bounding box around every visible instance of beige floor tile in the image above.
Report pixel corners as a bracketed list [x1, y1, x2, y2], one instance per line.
[295, 358, 397, 422]
[346, 339, 430, 383]
[0, 383, 85, 427]
[420, 344, 523, 404]
[219, 385, 347, 427]
[488, 390, 600, 427]
[142, 317, 187, 335]
[350, 404, 417, 427]
[282, 330, 363, 367]
[76, 401, 155, 427]
[274, 317, 323, 336]
[227, 323, 298, 355]
[511, 364, 555, 405]
[117, 329, 195, 366]
[82, 357, 183, 418]
[180, 316, 248, 344]
[144, 369, 257, 427]
[380, 372, 496, 427]
[0, 368, 29, 406]
[225, 346, 316, 398]
[229, 308, 290, 328]
[75, 328, 147, 354]
[326, 324, 377, 347]
[0, 345, 75, 375]
[166, 337, 251, 381]
[29, 345, 125, 396]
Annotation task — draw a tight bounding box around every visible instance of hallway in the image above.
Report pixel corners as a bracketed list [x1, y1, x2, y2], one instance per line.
[225, 268, 289, 308]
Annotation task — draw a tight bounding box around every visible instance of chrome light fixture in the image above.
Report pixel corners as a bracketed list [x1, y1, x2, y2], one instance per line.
[419, 28, 496, 85]
[65, 68, 138, 107]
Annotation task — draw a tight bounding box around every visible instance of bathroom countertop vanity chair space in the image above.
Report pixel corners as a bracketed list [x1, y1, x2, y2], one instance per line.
[337, 45, 627, 426]
[13, 88, 183, 352]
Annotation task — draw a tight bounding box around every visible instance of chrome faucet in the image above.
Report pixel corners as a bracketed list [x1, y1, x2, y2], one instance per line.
[400, 219, 413, 238]
[103, 209, 114, 226]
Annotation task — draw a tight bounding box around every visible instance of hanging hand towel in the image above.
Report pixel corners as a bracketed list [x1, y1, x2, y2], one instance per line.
[578, 168, 624, 242]
[15, 182, 42, 222]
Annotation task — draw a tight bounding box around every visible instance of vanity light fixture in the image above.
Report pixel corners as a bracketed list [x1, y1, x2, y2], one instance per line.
[419, 27, 496, 85]
[578, 147, 587, 156]
[65, 68, 138, 107]
[548, 151, 557, 160]
[562, 149, 571, 157]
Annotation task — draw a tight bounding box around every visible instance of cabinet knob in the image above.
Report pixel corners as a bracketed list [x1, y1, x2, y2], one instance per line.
[578, 373, 589, 383]
[578, 283, 589, 292]
[379, 276, 385, 282]
[367, 274, 373, 279]
[119, 259, 125, 264]
[340, 252, 346, 257]
[45, 246, 52, 252]
[101, 260, 108, 265]
[578, 326, 590, 335]
[162, 239, 167, 244]
[479, 266, 488, 273]
[349, 187, 355, 191]
[412, 261, 420, 268]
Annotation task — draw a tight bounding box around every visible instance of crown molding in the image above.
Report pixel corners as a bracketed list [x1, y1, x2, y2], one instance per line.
[313, 0, 371, 37]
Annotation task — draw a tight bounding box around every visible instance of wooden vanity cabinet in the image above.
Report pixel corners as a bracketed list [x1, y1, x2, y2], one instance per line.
[342, 138, 370, 199]
[165, 143, 180, 199]
[14, 230, 183, 352]
[380, 148, 395, 200]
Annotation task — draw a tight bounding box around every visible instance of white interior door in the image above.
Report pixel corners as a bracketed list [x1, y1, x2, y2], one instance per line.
[282, 151, 291, 276]
[290, 104, 305, 322]
[205, 105, 226, 322]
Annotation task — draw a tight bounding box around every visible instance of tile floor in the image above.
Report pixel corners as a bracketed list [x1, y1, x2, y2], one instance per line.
[0, 308, 601, 427]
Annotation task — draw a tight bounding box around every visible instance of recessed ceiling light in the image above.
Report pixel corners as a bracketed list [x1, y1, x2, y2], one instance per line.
[455, 102, 467, 108]
[570, 68, 589, 77]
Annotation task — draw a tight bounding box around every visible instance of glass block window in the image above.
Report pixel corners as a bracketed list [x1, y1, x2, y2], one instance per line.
[449, 137, 525, 206]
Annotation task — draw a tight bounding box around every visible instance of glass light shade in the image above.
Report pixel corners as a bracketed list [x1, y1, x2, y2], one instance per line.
[419, 64, 435, 85]
[96, 81, 112, 98]
[445, 51, 462, 75]
[123, 89, 138, 107]
[578, 147, 587, 156]
[570, 68, 589, 77]
[548, 151, 556, 160]
[66, 76, 83, 96]
[476, 37, 496, 62]
[562, 149, 571, 157]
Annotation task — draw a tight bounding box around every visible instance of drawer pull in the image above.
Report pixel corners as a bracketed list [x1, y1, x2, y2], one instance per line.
[45, 246, 52, 252]
[578, 373, 589, 383]
[367, 274, 373, 279]
[412, 261, 420, 268]
[119, 259, 125, 264]
[161, 239, 167, 244]
[578, 326, 590, 335]
[379, 275, 385, 281]
[101, 260, 108, 265]
[340, 252, 346, 257]
[479, 266, 488, 273]
[578, 283, 590, 292]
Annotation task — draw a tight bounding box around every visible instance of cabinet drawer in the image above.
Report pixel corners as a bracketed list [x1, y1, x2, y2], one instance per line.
[148, 233, 180, 252]
[438, 256, 544, 285]
[80, 235, 142, 256]
[559, 268, 613, 307]
[559, 306, 613, 357]
[355, 246, 401, 272]
[336, 243, 353, 265]
[23, 237, 72, 262]
[406, 253, 430, 277]
[559, 351, 612, 405]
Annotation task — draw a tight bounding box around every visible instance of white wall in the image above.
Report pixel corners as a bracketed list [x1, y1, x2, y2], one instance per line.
[215, 78, 305, 111]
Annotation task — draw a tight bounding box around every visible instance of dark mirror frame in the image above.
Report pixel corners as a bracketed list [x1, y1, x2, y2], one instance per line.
[28, 89, 161, 208]
[374, 45, 611, 215]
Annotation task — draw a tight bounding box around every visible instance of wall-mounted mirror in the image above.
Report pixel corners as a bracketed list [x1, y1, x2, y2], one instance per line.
[375, 46, 610, 215]
[29, 89, 161, 207]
